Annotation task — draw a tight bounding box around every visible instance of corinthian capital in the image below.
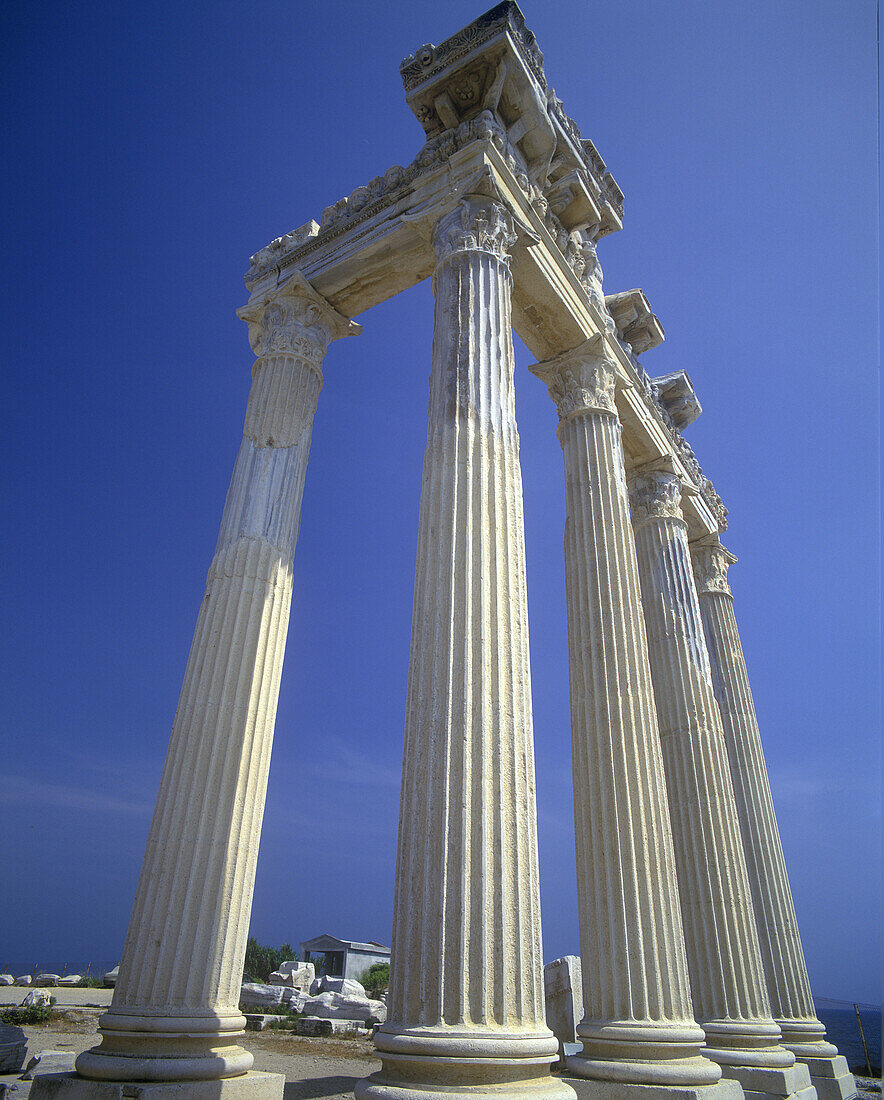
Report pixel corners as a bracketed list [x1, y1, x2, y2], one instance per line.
[691, 540, 737, 597]
[237, 270, 360, 361]
[532, 334, 618, 421]
[432, 197, 517, 263]
[628, 470, 683, 527]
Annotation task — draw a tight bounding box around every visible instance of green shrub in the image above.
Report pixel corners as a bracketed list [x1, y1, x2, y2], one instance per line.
[2, 1005, 52, 1025]
[76, 976, 105, 988]
[357, 962, 390, 994]
[242, 938, 295, 983]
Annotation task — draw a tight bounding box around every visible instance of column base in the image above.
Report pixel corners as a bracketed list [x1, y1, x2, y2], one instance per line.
[568, 1021, 723, 1087]
[559, 1072, 745, 1100]
[74, 1008, 253, 1082]
[778, 1022, 838, 1062]
[798, 1056, 857, 1100]
[27, 1070, 285, 1099]
[719, 1060, 817, 1100]
[356, 1026, 576, 1099]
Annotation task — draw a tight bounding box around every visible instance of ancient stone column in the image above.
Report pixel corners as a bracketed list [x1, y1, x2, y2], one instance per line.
[692, 541, 857, 1100]
[73, 273, 359, 1091]
[530, 337, 735, 1100]
[629, 470, 813, 1100]
[357, 197, 573, 1100]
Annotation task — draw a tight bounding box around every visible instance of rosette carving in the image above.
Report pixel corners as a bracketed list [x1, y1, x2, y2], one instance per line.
[691, 542, 734, 597]
[433, 198, 517, 263]
[628, 471, 683, 527]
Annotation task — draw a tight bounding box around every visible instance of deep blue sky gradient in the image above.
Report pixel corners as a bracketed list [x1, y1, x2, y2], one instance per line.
[2, 1, 880, 1003]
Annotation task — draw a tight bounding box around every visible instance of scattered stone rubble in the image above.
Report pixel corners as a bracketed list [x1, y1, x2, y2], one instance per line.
[238, 963, 387, 1031]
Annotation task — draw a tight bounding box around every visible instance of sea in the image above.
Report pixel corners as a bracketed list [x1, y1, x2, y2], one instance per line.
[816, 1000, 881, 1076]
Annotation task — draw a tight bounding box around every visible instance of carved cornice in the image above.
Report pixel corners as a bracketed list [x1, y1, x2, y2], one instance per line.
[605, 289, 665, 355]
[690, 540, 737, 597]
[237, 272, 361, 361]
[603, 315, 728, 532]
[628, 470, 684, 528]
[398, 2, 623, 232]
[532, 335, 618, 422]
[433, 197, 517, 263]
[652, 370, 702, 431]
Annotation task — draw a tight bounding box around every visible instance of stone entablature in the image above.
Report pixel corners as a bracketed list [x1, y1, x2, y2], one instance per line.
[243, 137, 727, 540]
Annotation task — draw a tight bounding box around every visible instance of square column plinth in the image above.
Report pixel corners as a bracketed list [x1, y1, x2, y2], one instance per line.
[28, 1070, 285, 1099]
[801, 1057, 857, 1100]
[560, 1076, 745, 1100]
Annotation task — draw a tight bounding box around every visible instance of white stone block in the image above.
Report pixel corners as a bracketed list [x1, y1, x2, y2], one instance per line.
[266, 960, 314, 990]
[318, 975, 365, 998]
[20, 989, 52, 1008]
[544, 955, 583, 1055]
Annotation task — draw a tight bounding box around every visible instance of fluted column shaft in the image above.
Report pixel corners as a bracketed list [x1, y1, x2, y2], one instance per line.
[629, 472, 794, 1078]
[77, 275, 358, 1085]
[691, 544, 845, 1068]
[531, 339, 720, 1090]
[359, 197, 571, 1100]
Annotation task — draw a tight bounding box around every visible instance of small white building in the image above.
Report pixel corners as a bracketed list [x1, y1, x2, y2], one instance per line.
[299, 933, 390, 982]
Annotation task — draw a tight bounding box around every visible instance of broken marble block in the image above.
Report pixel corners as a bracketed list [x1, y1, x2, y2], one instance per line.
[318, 976, 366, 998]
[0, 1024, 27, 1074]
[303, 991, 386, 1024]
[20, 990, 52, 1008]
[268, 960, 315, 992]
[33, 974, 60, 987]
[543, 955, 583, 1061]
[21, 1050, 77, 1079]
[14, 976, 31, 986]
[0, 975, 14, 986]
[239, 982, 286, 1009]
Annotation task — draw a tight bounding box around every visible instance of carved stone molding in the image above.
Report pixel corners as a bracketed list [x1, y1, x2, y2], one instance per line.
[691, 540, 736, 597]
[628, 470, 683, 528]
[432, 196, 517, 263]
[237, 271, 360, 363]
[534, 337, 618, 422]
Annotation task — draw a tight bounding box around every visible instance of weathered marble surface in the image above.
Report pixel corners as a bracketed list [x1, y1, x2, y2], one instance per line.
[359, 198, 572, 1100]
[692, 541, 856, 1100]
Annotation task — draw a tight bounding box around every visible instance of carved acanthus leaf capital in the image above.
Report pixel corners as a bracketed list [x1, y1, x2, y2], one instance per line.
[628, 470, 683, 527]
[691, 540, 737, 597]
[433, 197, 517, 263]
[532, 335, 618, 422]
[237, 271, 361, 361]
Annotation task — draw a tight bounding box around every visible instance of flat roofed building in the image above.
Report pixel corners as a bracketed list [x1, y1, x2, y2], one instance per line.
[300, 934, 391, 981]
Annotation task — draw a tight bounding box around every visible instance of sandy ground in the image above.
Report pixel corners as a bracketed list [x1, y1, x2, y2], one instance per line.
[0, 996, 380, 1098]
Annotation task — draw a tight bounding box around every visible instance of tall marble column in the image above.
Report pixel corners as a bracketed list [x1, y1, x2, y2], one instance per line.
[629, 470, 812, 1100]
[357, 197, 573, 1100]
[73, 274, 359, 1091]
[530, 338, 735, 1100]
[691, 541, 857, 1100]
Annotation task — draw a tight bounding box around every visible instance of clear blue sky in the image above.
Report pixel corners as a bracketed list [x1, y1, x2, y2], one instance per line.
[2, 2, 879, 1004]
